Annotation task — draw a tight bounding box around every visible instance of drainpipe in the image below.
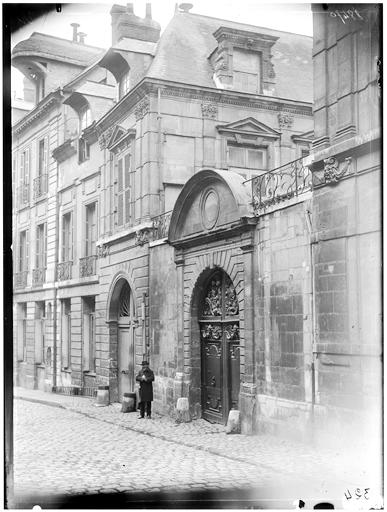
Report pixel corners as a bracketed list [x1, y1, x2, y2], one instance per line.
[53, 161, 60, 389]
[305, 206, 316, 430]
[157, 88, 163, 210]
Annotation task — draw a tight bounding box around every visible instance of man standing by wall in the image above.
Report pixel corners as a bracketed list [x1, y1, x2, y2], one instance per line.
[136, 361, 154, 419]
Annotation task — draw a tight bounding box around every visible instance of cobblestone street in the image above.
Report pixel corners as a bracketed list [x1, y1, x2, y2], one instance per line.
[9, 391, 382, 509]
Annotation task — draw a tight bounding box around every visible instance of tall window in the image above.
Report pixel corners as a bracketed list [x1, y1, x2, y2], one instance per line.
[17, 303, 27, 361]
[36, 223, 47, 269]
[61, 299, 71, 369]
[38, 138, 48, 176]
[19, 148, 30, 206]
[18, 230, 29, 273]
[233, 49, 261, 94]
[116, 152, 131, 227]
[83, 297, 96, 373]
[119, 70, 130, 99]
[85, 203, 97, 256]
[62, 212, 73, 262]
[228, 144, 267, 170]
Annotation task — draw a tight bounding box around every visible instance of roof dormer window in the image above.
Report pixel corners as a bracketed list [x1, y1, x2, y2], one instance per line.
[211, 26, 278, 96]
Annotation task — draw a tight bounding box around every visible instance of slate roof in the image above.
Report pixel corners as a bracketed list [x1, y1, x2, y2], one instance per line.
[147, 12, 313, 103]
[12, 32, 104, 67]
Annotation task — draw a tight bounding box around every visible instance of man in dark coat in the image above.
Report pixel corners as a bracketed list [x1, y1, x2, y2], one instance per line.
[136, 361, 154, 419]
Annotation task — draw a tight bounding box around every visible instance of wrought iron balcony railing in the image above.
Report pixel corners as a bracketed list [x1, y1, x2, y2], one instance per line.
[14, 271, 28, 289]
[17, 184, 30, 207]
[248, 156, 312, 216]
[57, 261, 73, 281]
[32, 267, 46, 287]
[151, 210, 173, 240]
[79, 255, 97, 277]
[33, 174, 48, 200]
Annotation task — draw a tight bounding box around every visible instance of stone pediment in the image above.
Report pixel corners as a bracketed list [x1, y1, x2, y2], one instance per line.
[216, 118, 280, 145]
[106, 125, 136, 153]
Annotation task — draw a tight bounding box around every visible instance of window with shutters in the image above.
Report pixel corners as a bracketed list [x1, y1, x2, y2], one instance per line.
[82, 296, 96, 373]
[85, 203, 97, 256]
[78, 106, 91, 163]
[19, 148, 30, 207]
[18, 230, 29, 272]
[36, 223, 47, 269]
[17, 303, 27, 361]
[115, 151, 132, 228]
[119, 70, 130, 99]
[61, 299, 71, 369]
[35, 301, 46, 365]
[62, 212, 73, 262]
[233, 49, 262, 94]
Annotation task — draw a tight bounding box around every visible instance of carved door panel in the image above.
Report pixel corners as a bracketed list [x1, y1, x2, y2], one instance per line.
[200, 271, 240, 424]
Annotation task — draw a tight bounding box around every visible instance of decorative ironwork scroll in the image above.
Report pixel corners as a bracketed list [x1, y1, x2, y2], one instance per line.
[79, 255, 97, 277]
[151, 210, 172, 240]
[251, 156, 312, 215]
[203, 276, 222, 316]
[32, 268, 46, 287]
[57, 261, 72, 281]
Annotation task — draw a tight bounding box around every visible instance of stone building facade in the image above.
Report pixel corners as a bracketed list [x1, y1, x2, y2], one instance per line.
[12, 3, 381, 443]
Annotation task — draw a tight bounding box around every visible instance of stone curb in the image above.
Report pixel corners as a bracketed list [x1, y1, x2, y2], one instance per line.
[16, 396, 65, 409]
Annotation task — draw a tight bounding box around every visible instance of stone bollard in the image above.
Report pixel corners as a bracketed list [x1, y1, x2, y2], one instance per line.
[226, 409, 240, 434]
[94, 385, 109, 407]
[175, 397, 191, 423]
[121, 392, 136, 413]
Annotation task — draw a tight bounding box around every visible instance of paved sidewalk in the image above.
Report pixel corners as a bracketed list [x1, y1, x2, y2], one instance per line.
[13, 387, 380, 496]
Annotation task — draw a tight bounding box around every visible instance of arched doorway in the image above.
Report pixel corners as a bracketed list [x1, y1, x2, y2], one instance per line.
[117, 282, 136, 398]
[199, 269, 240, 424]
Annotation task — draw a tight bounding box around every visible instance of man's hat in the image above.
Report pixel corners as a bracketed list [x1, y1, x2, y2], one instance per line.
[141, 360, 149, 366]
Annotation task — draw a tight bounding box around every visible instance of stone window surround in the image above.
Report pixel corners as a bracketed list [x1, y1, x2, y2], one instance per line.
[211, 26, 278, 94]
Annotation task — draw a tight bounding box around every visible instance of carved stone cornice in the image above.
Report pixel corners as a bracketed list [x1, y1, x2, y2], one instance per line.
[13, 93, 62, 135]
[134, 96, 150, 121]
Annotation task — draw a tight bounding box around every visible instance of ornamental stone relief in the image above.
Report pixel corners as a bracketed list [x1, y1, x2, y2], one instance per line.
[278, 112, 294, 129]
[201, 102, 218, 119]
[201, 324, 223, 340]
[134, 97, 150, 121]
[98, 127, 114, 150]
[225, 277, 239, 316]
[203, 277, 222, 316]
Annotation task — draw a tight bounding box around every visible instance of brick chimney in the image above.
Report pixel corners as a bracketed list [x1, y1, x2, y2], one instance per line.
[70, 22, 80, 42]
[78, 32, 87, 44]
[110, 3, 160, 45]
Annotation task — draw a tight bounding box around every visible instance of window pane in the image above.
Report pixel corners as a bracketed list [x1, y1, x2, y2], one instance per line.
[124, 154, 131, 189]
[228, 146, 245, 167]
[117, 159, 123, 191]
[125, 190, 131, 224]
[117, 194, 124, 226]
[247, 149, 265, 169]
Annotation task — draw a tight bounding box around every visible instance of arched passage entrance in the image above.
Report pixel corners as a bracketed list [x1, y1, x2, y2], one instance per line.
[198, 269, 240, 424]
[107, 277, 136, 401]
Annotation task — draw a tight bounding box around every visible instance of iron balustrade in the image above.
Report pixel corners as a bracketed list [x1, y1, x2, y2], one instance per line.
[14, 271, 28, 289]
[151, 210, 173, 240]
[248, 156, 312, 215]
[32, 267, 46, 287]
[17, 184, 30, 207]
[57, 261, 73, 281]
[33, 174, 48, 200]
[79, 255, 97, 277]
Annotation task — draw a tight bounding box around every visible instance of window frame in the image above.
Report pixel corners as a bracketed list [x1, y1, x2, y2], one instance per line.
[35, 222, 47, 270]
[61, 212, 73, 263]
[85, 202, 97, 257]
[118, 70, 130, 99]
[227, 143, 268, 171]
[232, 48, 262, 94]
[115, 149, 132, 229]
[61, 299, 71, 370]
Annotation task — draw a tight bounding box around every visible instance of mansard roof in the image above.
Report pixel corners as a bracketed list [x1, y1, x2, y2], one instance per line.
[12, 32, 104, 67]
[147, 11, 313, 103]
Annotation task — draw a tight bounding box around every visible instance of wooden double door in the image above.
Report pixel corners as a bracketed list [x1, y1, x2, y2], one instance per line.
[199, 271, 240, 424]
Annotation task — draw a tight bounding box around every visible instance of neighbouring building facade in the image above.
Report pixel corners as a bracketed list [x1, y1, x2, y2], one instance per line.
[12, 3, 381, 444]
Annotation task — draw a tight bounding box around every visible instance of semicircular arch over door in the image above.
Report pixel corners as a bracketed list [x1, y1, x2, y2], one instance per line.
[199, 269, 240, 424]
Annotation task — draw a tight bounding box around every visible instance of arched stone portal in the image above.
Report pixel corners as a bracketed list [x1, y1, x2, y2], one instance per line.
[106, 274, 137, 402]
[191, 268, 240, 425]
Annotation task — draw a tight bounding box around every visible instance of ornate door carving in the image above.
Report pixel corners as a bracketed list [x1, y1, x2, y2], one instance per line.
[200, 271, 240, 423]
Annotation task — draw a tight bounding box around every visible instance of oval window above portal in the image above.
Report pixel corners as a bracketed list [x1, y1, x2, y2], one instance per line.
[201, 189, 220, 230]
